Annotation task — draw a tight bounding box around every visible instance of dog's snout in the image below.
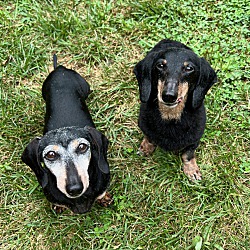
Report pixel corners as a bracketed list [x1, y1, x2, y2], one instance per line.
[66, 182, 83, 197]
[162, 91, 178, 104]
[65, 160, 85, 197]
[162, 80, 178, 104]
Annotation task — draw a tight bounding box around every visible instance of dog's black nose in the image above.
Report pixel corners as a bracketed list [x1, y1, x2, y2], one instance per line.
[66, 183, 83, 197]
[162, 91, 177, 104]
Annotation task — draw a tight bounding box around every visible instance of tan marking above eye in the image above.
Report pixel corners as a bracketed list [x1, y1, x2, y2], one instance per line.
[71, 140, 79, 148]
[52, 145, 60, 151]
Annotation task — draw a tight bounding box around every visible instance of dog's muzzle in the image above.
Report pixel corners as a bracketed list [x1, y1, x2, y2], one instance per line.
[161, 80, 180, 106]
[65, 160, 86, 198]
[162, 91, 183, 107]
[162, 90, 182, 108]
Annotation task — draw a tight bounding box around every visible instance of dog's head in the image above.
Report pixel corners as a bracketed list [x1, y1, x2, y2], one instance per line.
[21, 126, 109, 200]
[134, 39, 217, 112]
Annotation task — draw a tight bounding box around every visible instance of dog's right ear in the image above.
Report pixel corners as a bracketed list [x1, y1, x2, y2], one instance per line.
[134, 56, 154, 103]
[21, 137, 48, 188]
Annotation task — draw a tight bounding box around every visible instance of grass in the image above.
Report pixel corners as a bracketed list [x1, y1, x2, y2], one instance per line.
[0, 0, 249, 249]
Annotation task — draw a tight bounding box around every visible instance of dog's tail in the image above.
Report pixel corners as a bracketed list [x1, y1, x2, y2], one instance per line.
[53, 54, 57, 69]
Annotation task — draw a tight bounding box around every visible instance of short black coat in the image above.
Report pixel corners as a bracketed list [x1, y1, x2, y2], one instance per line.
[134, 39, 217, 153]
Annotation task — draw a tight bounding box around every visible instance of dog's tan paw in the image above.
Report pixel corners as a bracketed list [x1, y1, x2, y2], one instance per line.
[52, 204, 68, 214]
[183, 164, 202, 181]
[182, 156, 202, 181]
[96, 192, 113, 207]
[138, 137, 156, 156]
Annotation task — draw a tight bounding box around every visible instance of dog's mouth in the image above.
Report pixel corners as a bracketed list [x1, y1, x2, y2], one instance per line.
[67, 191, 84, 199]
[164, 97, 183, 108]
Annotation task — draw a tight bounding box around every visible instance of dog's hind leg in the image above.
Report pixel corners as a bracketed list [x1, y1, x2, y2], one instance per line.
[138, 136, 156, 156]
[182, 145, 202, 181]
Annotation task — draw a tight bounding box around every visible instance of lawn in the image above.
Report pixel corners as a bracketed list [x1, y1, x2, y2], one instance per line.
[0, 0, 249, 249]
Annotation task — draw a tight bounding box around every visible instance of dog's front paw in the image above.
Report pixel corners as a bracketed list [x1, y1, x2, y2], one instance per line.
[138, 137, 156, 156]
[96, 192, 113, 207]
[182, 158, 202, 181]
[183, 165, 202, 181]
[52, 204, 68, 214]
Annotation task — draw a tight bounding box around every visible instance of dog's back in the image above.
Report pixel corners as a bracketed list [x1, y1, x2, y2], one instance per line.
[42, 64, 94, 134]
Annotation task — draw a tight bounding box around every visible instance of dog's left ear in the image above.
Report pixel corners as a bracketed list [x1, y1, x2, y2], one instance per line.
[84, 126, 109, 174]
[192, 57, 217, 109]
[134, 56, 155, 103]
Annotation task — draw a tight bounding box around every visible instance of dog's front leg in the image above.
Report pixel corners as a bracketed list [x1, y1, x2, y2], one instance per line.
[138, 136, 156, 156]
[182, 146, 202, 181]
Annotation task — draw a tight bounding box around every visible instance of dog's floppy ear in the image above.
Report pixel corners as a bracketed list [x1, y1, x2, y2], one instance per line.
[84, 126, 109, 174]
[192, 57, 217, 109]
[21, 137, 48, 188]
[134, 56, 155, 103]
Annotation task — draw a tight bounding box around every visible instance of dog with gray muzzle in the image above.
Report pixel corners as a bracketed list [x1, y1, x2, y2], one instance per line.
[22, 55, 112, 213]
[134, 39, 217, 181]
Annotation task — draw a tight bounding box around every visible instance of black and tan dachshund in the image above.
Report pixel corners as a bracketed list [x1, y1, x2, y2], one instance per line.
[22, 55, 112, 213]
[134, 39, 217, 181]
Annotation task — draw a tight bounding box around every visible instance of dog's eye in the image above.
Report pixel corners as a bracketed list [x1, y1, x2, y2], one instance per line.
[45, 151, 59, 161]
[156, 59, 167, 71]
[156, 63, 164, 70]
[77, 143, 88, 153]
[184, 65, 194, 72]
[156, 62, 166, 71]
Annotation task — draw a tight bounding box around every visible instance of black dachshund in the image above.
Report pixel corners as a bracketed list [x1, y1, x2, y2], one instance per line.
[22, 55, 112, 213]
[134, 39, 217, 181]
